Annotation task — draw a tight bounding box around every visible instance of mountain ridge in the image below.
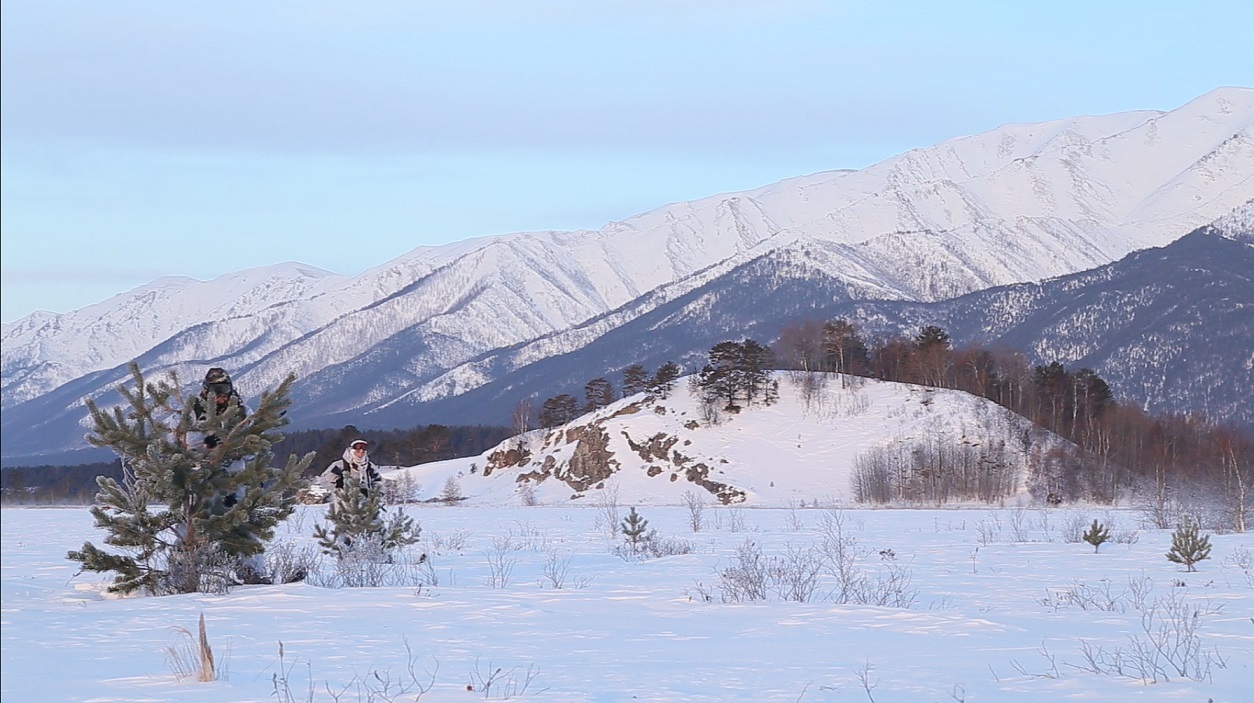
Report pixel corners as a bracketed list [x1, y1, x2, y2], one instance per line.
[4, 87, 1252, 463]
[301, 211, 1250, 436]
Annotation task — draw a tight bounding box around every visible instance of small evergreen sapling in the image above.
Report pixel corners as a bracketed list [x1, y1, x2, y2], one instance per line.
[314, 474, 421, 560]
[66, 362, 312, 595]
[1165, 520, 1212, 572]
[621, 507, 650, 552]
[1082, 519, 1111, 553]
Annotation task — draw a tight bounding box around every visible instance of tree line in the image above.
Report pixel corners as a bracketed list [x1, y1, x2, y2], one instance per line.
[769, 318, 1250, 522]
[2, 423, 511, 505]
[530, 361, 682, 428]
[6, 317, 1249, 523]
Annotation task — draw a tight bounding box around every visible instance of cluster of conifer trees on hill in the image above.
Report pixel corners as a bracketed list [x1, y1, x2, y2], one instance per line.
[533, 361, 681, 428]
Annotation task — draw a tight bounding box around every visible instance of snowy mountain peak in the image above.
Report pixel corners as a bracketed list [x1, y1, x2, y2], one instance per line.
[0, 262, 346, 405]
[4, 89, 1253, 461]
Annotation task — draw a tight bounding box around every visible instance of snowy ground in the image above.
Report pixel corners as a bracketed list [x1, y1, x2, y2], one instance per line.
[2, 503, 1251, 703]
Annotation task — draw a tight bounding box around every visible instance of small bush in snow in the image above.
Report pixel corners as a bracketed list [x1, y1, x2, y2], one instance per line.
[439, 475, 464, 504]
[1166, 520, 1212, 572]
[264, 540, 320, 585]
[1082, 520, 1111, 553]
[620, 507, 650, 551]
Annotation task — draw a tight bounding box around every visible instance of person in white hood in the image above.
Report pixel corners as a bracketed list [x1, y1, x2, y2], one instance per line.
[321, 439, 382, 500]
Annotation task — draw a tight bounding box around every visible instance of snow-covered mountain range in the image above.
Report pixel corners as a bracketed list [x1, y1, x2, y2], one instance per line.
[323, 208, 1251, 437]
[3, 87, 1252, 464]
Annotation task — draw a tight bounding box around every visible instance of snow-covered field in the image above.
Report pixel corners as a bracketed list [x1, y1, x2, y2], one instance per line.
[3, 503, 1251, 702]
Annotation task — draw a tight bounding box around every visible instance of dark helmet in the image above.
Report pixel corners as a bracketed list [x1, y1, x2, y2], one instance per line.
[202, 367, 234, 397]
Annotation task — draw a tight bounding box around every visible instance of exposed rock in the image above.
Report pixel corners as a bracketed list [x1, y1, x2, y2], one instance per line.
[483, 445, 531, 477]
[683, 463, 746, 504]
[623, 431, 679, 464]
[611, 403, 643, 418]
[559, 425, 619, 491]
[516, 424, 619, 492]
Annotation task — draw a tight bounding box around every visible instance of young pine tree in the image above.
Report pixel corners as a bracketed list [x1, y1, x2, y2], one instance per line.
[313, 474, 421, 560]
[1165, 519, 1212, 572]
[646, 362, 681, 400]
[621, 364, 649, 398]
[1082, 519, 1111, 553]
[621, 506, 651, 551]
[67, 363, 312, 595]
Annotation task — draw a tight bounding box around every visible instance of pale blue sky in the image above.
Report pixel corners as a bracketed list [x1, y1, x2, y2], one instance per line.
[3, 1, 1251, 323]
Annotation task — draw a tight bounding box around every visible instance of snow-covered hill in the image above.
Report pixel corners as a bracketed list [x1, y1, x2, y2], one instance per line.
[389, 373, 1071, 508]
[4, 87, 1252, 462]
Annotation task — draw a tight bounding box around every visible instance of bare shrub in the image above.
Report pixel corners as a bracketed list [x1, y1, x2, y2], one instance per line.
[507, 520, 551, 552]
[1008, 507, 1030, 542]
[595, 481, 621, 538]
[1035, 508, 1053, 541]
[688, 580, 715, 603]
[768, 543, 823, 603]
[269, 638, 436, 703]
[1038, 579, 1128, 613]
[1223, 545, 1254, 587]
[690, 374, 724, 426]
[1113, 529, 1141, 545]
[641, 532, 694, 559]
[159, 541, 238, 595]
[785, 499, 805, 531]
[1061, 513, 1089, 543]
[836, 384, 871, 416]
[815, 509, 917, 608]
[818, 509, 865, 603]
[305, 540, 429, 589]
[485, 537, 517, 589]
[540, 550, 591, 590]
[718, 539, 769, 602]
[850, 562, 917, 609]
[468, 656, 542, 699]
[612, 530, 694, 561]
[518, 481, 538, 506]
[264, 540, 320, 585]
[425, 529, 470, 554]
[976, 514, 1002, 545]
[682, 490, 705, 532]
[793, 370, 828, 412]
[541, 551, 570, 589]
[1075, 591, 1227, 684]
